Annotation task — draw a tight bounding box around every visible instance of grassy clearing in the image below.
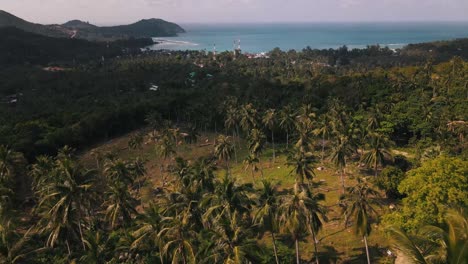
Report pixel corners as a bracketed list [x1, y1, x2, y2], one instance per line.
[80, 131, 395, 263]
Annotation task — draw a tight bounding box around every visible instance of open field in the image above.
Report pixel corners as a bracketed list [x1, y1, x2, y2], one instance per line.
[80, 130, 397, 263]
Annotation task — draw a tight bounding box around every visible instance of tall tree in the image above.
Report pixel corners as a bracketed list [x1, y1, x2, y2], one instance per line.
[35, 150, 95, 255]
[279, 105, 296, 149]
[214, 135, 234, 174]
[253, 180, 281, 264]
[341, 178, 380, 264]
[262, 109, 278, 163]
[361, 132, 394, 177]
[330, 135, 354, 193]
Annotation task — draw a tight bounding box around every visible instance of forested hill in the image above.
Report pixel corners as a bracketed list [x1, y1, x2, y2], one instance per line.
[0, 27, 153, 66]
[66, 18, 186, 40]
[0, 10, 69, 38]
[0, 10, 185, 40]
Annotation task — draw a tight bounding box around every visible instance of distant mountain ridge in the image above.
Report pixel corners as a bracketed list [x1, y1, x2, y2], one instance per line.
[0, 10, 185, 41]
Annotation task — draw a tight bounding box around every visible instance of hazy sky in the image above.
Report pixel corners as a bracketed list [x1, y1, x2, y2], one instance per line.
[1, 0, 468, 25]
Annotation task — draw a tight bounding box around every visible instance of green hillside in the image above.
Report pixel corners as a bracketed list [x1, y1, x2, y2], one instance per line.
[0, 10, 185, 41]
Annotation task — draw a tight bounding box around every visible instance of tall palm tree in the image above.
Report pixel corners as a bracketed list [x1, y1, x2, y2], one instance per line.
[210, 210, 260, 264]
[240, 103, 259, 132]
[128, 133, 144, 150]
[0, 146, 22, 184]
[156, 134, 177, 187]
[80, 230, 114, 264]
[279, 185, 310, 264]
[202, 175, 253, 225]
[387, 226, 445, 264]
[247, 128, 266, 157]
[104, 159, 135, 187]
[330, 135, 354, 193]
[225, 106, 240, 163]
[388, 209, 468, 264]
[253, 180, 281, 264]
[0, 215, 31, 264]
[279, 105, 296, 149]
[303, 186, 328, 264]
[341, 178, 380, 264]
[131, 204, 164, 259]
[35, 154, 95, 254]
[104, 180, 138, 229]
[243, 154, 261, 181]
[361, 132, 394, 177]
[313, 115, 332, 165]
[0, 146, 25, 200]
[287, 149, 316, 186]
[158, 212, 197, 264]
[244, 129, 266, 180]
[214, 135, 234, 173]
[262, 109, 277, 163]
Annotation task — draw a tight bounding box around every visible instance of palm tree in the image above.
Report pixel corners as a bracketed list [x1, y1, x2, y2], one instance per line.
[202, 175, 252, 225]
[131, 204, 164, 260]
[225, 106, 240, 163]
[253, 180, 281, 264]
[341, 178, 380, 264]
[214, 135, 234, 173]
[361, 132, 394, 177]
[128, 133, 144, 150]
[313, 115, 332, 165]
[387, 226, 445, 264]
[240, 103, 259, 132]
[263, 109, 277, 163]
[35, 154, 95, 254]
[243, 154, 261, 181]
[303, 187, 328, 264]
[0, 146, 22, 183]
[104, 159, 135, 187]
[279, 105, 296, 149]
[80, 230, 114, 264]
[287, 149, 316, 186]
[104, 180, 138, 229]
[158, 212, 197, 264]
[210, 210, 260, 264]
[0, 215, 31, 264]
[0, 146, 25, 200]
[279, 185, 311, 264]
[157, 134, 177, 187]
[248, 128, 266, 156]
[388, 209, 467, 264]
[330, 135, 354, 193]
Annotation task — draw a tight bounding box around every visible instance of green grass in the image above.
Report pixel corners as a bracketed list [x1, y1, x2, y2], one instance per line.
[80, 132, 395, 263]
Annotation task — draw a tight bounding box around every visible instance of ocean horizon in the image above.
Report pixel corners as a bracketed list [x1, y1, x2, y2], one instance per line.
[149, 21, 468, 53]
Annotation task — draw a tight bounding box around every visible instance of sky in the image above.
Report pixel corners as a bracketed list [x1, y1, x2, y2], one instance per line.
[1, 0, 468, 25]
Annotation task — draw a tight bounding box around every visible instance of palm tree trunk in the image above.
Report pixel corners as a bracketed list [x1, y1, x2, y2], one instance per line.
[271, 232, 280, 264]
[66, 240, 71, 257]
[226, 159, 230, 176]
[340, 168, 345, 194]
[295, 238, 300, 264]
[374, 159, 378, 177]
[311, 227, 320, 264]
[78, 212, 86, 251]
[233, 131, 238, 164]
[321, 133, 325, 165]
[363, 235, 371, 264]
[272, 131, 276, 163]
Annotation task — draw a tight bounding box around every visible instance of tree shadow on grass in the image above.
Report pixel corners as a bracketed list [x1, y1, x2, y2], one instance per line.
[341, 245, 384, 264]
[317, 246, 343, 264]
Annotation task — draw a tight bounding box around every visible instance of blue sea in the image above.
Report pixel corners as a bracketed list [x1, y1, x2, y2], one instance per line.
[149, 22, 468, 53]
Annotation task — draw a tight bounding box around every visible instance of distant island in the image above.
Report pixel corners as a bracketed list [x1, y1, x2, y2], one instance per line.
[0, 10, 185, 41]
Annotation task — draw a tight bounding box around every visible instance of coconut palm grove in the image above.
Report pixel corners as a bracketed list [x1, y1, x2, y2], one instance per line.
[0, 8, 468, 264]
